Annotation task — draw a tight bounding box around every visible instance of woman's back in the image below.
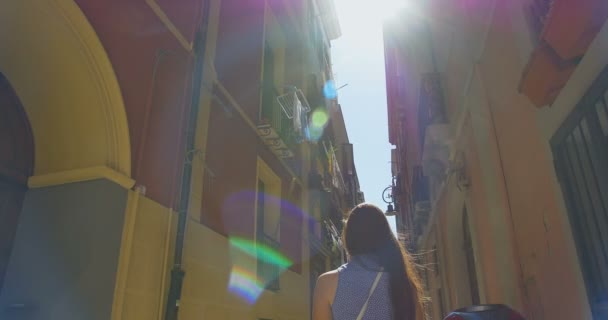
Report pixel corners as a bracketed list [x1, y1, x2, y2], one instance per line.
[312, 203, 423, 320]
[332, 256, 393, 320]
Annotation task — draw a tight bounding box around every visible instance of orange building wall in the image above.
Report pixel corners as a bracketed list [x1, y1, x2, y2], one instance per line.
[474, 4, 588, 317]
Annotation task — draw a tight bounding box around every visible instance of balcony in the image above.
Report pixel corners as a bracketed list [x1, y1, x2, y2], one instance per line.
[519, 43, 577, 107]
[256, 87, 310, 159]
[418, 73, 451, 191]
[540, 0, 608, 60]
[412, 166, 431, 242]
[314, 0, 341, 40]
[413, 200, 431, 244]
[309, 219, 333, 258]
[324, 219, 345, 267]
[418, 73, 447, 151]
[521, 0, 608, 107]
[323, 140, 346, 193]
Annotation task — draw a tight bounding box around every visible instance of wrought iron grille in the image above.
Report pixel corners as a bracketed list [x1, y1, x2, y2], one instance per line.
[418, 73, 447, 152]
[552, 67, 608, 319]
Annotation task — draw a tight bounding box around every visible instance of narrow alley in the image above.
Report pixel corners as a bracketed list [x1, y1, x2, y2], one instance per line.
[0, 0, 607, 320]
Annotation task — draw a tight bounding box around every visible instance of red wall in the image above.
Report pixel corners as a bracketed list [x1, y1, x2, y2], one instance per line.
[75, 0, 204, 209]
[202, 98, 303, 273]
[79, 0, 303, 272]
[215, 0, 265, 122]
[207, 1, 303, 272]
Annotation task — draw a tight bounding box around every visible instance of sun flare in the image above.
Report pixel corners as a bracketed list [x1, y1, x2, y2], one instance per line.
[375, 0, 411, 21]
[333, 0, 416, 46]
[336, 0, 412, 26]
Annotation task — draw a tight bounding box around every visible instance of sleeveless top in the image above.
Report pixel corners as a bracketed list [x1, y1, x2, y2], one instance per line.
[331, 255, 393, 320]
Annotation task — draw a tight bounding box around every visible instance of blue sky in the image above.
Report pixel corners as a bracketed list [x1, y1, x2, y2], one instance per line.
[330, 1, 403, 231]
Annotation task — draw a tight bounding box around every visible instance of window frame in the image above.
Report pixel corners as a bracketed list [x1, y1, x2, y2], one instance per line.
[551, 66, 608, 318]
[255, 157, 283, 291]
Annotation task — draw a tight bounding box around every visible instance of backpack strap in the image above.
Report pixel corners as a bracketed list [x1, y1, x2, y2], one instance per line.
[356, 269, 384, 320]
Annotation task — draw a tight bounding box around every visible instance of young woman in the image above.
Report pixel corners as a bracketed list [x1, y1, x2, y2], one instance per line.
[312, 203, 425, 320]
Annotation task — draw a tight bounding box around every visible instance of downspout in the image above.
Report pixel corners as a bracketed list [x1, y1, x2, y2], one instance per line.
[164, 1, 211, 319]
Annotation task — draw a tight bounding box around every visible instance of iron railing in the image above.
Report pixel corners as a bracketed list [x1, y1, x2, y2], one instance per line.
[418, 73, 447, 152]
[552, 67, 608, 319]
[260, 85, 297, 148]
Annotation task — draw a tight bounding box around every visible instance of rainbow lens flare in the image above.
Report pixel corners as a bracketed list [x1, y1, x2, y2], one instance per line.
[227, 237, 293, 304]
[311, 108, 329, 128]
[323, 80, 338, 99]
[229, 237, 292, 269]
[228, 265, 264, 304]
[308, 108, 330, 142]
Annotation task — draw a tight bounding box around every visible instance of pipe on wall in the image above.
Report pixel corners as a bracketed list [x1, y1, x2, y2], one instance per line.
[164, 1, 212, 319]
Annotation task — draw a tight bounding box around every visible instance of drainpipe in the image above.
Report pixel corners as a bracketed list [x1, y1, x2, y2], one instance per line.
[164, 1, 211, 319]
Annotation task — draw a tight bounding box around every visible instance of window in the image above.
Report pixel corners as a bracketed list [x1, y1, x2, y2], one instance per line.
[552, 67, 608, 319]
[256, 158, 282, 291]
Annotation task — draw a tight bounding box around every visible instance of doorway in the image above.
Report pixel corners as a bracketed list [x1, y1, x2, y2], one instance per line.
[0, 73, 34, 290]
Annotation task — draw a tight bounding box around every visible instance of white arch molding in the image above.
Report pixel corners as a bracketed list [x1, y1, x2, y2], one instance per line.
[0, 0, 132, 188]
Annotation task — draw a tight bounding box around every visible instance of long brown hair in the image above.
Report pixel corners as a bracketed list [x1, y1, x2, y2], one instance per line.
[342, 203, 424, 320]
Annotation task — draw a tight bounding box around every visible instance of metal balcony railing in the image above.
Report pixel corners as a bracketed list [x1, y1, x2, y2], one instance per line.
[418, 73, 447, 151]
[257, 85, 310, 159]
[258, 85, 295, 158]
[309, 219, 333, 257]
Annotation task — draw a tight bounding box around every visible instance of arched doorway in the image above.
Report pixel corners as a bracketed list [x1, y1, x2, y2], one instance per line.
[0, 2, 133, 318]
[0, 0, 131, 179]
[0, 73, 34, 290]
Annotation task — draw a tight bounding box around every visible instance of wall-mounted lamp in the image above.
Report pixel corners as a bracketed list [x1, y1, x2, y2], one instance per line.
[382, 185, 397, 216]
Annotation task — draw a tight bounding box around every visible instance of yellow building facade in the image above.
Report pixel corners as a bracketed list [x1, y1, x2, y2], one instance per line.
[0, 0, 356, 319]
[385, 0, 608, 319]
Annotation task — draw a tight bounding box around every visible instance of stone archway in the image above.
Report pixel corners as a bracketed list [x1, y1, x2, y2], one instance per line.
[0, 74, 34, 290]
[0, 2, 134, 318]
[0, 0, 132, 183]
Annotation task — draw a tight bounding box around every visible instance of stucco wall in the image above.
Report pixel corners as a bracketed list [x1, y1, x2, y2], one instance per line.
[112, 192, 310, 320]
[0, 179, 128, 320]
[179, 220, 310, 320]
[113, 192, 177, 320]
[417, 1, 605, 318]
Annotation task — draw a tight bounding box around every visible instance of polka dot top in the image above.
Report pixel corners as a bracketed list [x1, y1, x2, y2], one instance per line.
[331, 255, 394, 320]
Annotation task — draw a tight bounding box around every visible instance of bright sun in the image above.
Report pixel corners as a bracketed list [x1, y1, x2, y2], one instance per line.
[375, 0, 410, 21]
[336, 0, 410, 25]
[334, 0, 413, 44]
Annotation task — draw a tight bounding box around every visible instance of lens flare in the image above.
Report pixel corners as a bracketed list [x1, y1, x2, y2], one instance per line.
[312, 108, 330, 128]
[223, 191, 318, 303]
[323, 81, 337, 99]
[229, 237, 292, 268]
[227, 237, 293, 303]
[228, 265, 264, 304]
[307, 108, 330, 142]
